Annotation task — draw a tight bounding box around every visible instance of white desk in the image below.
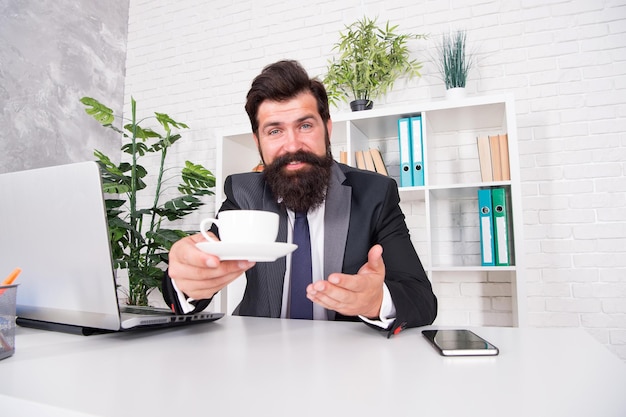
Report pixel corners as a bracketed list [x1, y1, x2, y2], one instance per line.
[1, 316, 625, 417]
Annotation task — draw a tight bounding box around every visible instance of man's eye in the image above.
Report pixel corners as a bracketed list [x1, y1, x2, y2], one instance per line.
[301, 123, 312, 130]
[268, 129, 280, 135]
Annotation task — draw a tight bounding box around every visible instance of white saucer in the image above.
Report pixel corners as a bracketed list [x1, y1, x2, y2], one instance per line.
[195, 241, 298, 262]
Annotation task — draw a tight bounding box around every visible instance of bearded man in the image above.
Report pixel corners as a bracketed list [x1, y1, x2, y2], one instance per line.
[163, 60, 437, 336]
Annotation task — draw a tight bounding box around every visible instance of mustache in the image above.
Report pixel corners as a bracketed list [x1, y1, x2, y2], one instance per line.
[269, 150, 326, 169]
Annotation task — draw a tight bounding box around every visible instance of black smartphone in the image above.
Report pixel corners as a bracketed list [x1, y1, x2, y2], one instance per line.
[422, 329, 499, 356]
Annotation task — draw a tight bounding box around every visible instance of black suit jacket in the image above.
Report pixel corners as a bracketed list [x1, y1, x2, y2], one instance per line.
[163, 162, 437, 336]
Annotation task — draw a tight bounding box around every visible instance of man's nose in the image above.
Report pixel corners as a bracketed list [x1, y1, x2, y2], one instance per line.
[283, 129, 304, 152]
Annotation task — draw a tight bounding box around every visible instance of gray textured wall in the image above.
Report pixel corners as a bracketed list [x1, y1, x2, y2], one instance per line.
[0, 0, 129, 174]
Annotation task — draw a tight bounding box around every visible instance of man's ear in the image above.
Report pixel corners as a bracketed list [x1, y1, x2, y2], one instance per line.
[253, 134, 265, 165]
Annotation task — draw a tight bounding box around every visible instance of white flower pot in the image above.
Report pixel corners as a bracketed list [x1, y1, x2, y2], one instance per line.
[446, 87, 467, 100]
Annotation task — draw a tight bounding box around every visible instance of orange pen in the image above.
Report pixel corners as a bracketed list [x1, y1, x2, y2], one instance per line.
[0, 267, 21, 295]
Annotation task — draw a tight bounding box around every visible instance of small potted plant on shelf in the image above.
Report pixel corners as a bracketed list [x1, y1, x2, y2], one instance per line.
[435, 30, 474, 99]
[323, 16, 426, 111]
[80, 97, 215, 306]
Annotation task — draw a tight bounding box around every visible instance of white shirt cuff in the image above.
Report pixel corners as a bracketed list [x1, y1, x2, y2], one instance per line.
[171, 278, 198, 314]
[359, 283, 397, 329]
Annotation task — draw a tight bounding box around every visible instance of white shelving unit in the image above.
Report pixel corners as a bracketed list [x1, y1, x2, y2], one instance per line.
[216, 94, 526, 327]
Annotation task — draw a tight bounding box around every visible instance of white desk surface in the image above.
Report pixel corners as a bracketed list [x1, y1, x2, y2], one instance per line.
[1, 316, 625, 417]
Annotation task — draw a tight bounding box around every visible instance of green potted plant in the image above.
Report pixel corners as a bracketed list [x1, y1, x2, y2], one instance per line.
[323, 17, 426, 111]
[435, 30, 474, 99]
[80, 97, 215, 306]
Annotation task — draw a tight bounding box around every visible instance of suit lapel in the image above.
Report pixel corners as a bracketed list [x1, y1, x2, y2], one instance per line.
[259, 185, 287, 317]
[323, 164, 351, 321]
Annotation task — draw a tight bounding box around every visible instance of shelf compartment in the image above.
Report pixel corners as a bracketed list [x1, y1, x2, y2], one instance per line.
[428, 185, 516, 269]
[424, 102, 509, 188]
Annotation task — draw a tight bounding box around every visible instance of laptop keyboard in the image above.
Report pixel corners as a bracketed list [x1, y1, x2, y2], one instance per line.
[120, 305, 173, 315]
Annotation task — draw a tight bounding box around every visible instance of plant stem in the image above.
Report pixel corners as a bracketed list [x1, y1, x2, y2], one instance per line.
[129, 98, 139, 281]
[147, 133, 169, 260]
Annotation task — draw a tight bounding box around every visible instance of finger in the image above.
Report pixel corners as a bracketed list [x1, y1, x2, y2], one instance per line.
[170, 234, 213, 268]
[326, 272, 359, 292]
[186, 233, 223, 267]
[178, 270, 243, 299]
[361, 244, 384, 274]
[308, 284, 351, 312]
[309, 278, 356, 306]
[324, 244, 385, 293]
[191, 232, 217, 243]
[171, 258, 254, 282]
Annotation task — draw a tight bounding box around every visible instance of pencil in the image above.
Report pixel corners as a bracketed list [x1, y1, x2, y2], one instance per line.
[1, 268, 21, 286]
[0, 267, 21, 296]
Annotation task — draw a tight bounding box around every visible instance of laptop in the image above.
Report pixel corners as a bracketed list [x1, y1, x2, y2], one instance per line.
[0, 161, 223, 335]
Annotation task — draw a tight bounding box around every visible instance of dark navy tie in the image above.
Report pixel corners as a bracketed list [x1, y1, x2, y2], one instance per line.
[289, 211, 313, 319]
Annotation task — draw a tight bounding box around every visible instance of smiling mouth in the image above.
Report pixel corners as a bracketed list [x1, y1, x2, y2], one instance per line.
[273, 151, 320, 171]
[285, 160, 306, 170]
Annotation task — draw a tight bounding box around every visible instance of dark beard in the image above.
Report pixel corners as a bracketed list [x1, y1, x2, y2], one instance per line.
[263, 150, 333, 213]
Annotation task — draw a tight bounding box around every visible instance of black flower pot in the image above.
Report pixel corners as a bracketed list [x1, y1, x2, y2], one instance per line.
[350, 99, 374, 111]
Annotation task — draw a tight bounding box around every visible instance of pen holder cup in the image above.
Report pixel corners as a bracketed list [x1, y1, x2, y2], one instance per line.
[0, 284, 18, 360]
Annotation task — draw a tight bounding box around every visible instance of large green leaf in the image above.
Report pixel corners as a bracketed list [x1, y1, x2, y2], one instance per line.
[105, 199, 126, 210]
[121, 142, 150, 156]
[124, 124, 162, 141]
[147, 229, 189, 250]
[149, 134, 182, 152]
[155, 112, 189, 133]
[158, 195, 203, 221]
[94, 150, 123, 176]
[179, 161, 216, 195]
[80, 97, 115, 125]
[102, 182, 131, 194]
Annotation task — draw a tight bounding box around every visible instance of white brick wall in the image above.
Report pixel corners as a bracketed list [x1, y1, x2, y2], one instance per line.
[124, 0, 626, 360]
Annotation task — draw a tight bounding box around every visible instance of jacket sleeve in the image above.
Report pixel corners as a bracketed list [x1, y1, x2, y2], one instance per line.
[340, 170, 437, 335]
[161, 269, 213, 314]
[375, 179, 437, 335]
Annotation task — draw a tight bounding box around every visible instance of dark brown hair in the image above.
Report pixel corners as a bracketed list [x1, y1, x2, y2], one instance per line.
[245, 60, 330, 135]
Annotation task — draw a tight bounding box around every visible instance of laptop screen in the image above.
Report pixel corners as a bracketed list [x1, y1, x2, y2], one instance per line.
[0, 162, 122, 330]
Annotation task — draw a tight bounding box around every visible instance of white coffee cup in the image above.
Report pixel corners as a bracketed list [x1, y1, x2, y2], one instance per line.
[200, 210, 279, 243]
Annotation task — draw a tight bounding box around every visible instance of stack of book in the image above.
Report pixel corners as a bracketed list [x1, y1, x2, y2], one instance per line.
[477, 133, 510, 182]
[345, 148, 389, 176]
[478, 187, 513, 266]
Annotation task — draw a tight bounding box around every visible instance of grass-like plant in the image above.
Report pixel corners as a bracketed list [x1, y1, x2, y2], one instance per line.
[436, 30, 473, 89]
[81, 97, 215, 306]
[323, 17, 426, 110]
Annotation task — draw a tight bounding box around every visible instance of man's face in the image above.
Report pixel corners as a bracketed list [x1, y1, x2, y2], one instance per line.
[253, 92, 334, 213]
[253, 91, 332, 169]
